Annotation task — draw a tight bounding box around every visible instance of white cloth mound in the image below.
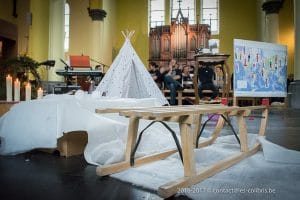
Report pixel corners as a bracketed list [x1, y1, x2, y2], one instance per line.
[0, 92, 163, 159]
[258, 136, 300, 164]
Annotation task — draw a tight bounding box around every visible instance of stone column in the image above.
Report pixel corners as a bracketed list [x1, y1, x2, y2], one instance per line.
[28, 0, 50, 81]
[88, 0, 106, 70]
[165, 0, 171, 25]
[48, 0, 65, 81]
[195, 0, 201, 24]
[257, 0, 266, 41]
[262, 0, 283, 43]
[290, 0, 300, 108]
[294, 0, 300, 80]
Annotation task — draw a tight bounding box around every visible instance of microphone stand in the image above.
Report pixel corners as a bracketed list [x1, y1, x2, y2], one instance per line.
[60, 58, 73, 85]
[60, 58, 73, 71]
[89, 58, 109, 72]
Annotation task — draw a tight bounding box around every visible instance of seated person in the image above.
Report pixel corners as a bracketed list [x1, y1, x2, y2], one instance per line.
[162, 59, 183, 105]
[181, 65, 195, 105]
[182, 65, 193, 89]
[148, 62, 162, 89]
[287, 73, 294, 92]
[189, 65, 195, 75]
[198, 64, 219, 100]
[214, 65, 224, 89]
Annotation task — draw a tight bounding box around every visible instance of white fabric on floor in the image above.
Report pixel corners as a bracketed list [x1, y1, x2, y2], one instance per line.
[109, 134, 300, 199]
[258, 136, 300, 164]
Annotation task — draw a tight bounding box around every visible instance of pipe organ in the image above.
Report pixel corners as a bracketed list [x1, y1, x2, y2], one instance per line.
[149, 12, 211, 67]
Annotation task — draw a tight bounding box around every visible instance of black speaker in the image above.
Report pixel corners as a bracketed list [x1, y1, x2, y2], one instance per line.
[53, 85, 81, 94]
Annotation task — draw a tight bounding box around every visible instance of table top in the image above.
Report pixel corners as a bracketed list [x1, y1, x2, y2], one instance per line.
[194, 54, 230, 63]
[0, 101, 19, 105]
[96, 105, 266, 118]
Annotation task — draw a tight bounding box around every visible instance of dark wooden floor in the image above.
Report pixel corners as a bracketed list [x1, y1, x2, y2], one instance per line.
[0, 108, 300, 200]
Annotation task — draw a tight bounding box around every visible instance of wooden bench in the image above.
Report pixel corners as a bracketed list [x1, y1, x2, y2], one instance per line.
[162, 89, 194, 105]
[95, 105, 269, 198]
[162, 89, 233, 105]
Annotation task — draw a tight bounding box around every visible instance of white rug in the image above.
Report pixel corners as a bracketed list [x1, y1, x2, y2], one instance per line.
[109, 135, 300, 199]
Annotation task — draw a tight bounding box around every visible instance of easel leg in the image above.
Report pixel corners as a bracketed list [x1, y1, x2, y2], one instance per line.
[233, 96, 237, 106]
[259, 108, 269, 136]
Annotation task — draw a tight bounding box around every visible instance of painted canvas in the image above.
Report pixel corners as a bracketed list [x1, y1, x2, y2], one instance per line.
[233, 39, 287, 97]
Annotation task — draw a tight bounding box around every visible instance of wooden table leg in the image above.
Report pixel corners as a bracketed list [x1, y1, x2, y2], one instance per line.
[179, 123, 196, 177]
[125, 117, 140, 161]
[237, 112, 249, 152]
[96, 117, 139, 176]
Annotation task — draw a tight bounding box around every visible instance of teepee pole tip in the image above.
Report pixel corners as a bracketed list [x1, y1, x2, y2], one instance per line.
[121, 30, 135, 40]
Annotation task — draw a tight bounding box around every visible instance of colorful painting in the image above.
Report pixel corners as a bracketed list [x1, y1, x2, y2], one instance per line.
[233, 39, 287, 97]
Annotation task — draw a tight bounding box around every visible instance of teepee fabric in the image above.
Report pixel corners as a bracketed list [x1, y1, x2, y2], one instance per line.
[95, 31, 168, 105]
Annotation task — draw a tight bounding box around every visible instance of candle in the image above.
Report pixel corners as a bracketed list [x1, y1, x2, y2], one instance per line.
[6, 74, 12, 101]
[14, 78, 20, 102]
[37, 87, 43, 99]
[25, 83, 31, 101]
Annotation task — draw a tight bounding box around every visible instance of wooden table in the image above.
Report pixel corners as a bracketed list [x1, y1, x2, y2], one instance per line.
[95, 105, 268, 198]
[0, 101, 19, 116]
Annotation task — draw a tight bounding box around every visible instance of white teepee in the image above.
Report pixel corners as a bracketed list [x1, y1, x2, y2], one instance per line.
[95, 31, 168, 105]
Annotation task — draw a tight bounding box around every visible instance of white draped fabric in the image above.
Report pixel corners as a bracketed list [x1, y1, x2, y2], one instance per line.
[0, 93, 169, 159]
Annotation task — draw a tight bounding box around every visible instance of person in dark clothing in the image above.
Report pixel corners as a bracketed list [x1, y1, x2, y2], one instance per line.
[198, 65, 219, 100]
[181, 65, 194, 105]
[189, 65, 195, 74]
[149, 62, 157, 75]
[182, 65, 193, 89]
[287, 74, 294, 92]
[162, 59, 183, 105]
[149, 62, 163, 89]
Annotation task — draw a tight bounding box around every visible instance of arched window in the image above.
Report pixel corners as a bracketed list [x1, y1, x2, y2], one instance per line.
[149, 0, 165, 28]
[64, 2, 70, 52]
[171, 0, 195, 24]
[201, 0, 219, 35]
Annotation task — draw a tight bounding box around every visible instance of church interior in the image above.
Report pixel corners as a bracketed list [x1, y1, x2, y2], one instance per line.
[1, 0, 300, 199]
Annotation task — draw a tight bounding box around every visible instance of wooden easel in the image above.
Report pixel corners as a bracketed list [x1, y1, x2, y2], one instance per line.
[95, 105, 268, 198]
